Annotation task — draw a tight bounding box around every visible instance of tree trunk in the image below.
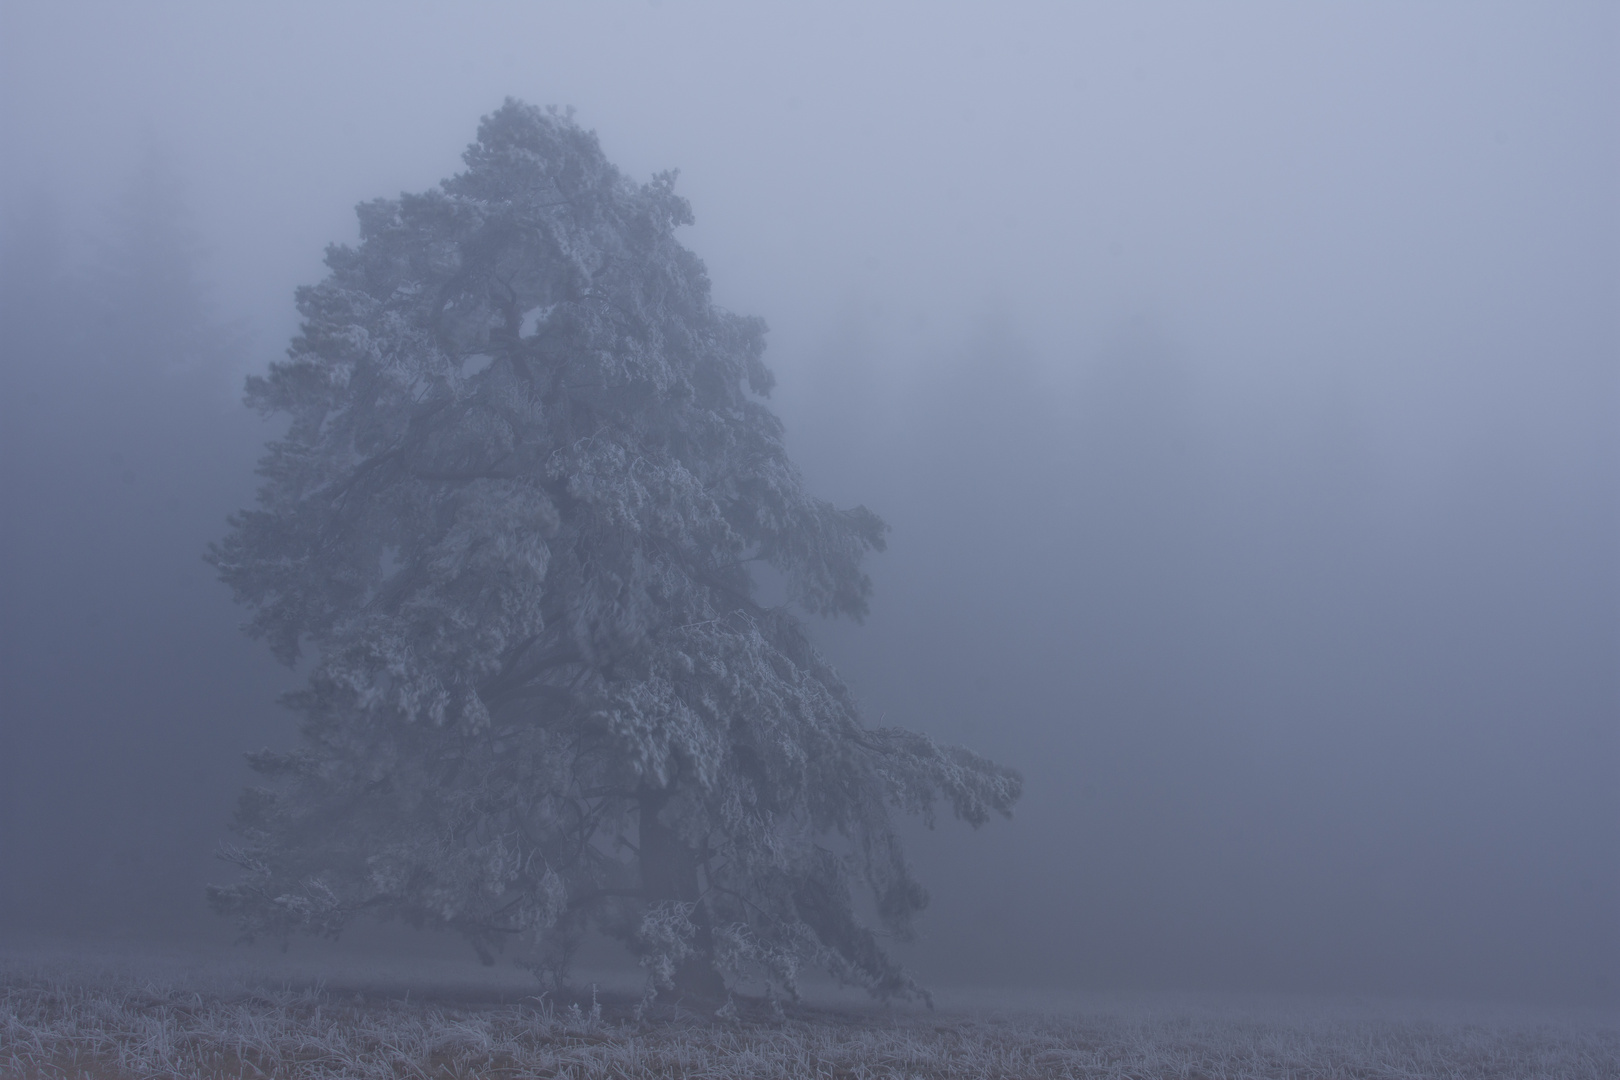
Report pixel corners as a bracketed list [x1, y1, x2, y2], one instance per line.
[638, 786, 726, 1002]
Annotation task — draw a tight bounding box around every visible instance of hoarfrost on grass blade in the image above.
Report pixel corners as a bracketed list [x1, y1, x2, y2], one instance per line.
[3, 950, 1617, 1080]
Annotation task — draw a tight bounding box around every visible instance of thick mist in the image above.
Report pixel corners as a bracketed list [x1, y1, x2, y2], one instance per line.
[1, 2, 1614, 1003]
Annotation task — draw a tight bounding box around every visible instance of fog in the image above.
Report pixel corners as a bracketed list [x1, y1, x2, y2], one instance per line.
[1, 1, 1614, 1005]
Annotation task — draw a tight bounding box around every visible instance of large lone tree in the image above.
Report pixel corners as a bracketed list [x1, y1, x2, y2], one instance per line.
[209, 100, 1020, 1003]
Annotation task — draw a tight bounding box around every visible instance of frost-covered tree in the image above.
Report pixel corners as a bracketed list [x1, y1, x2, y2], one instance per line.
[208, 101, 1020, 1003]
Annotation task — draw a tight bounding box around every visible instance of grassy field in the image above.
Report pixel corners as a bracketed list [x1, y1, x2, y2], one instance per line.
[2, 945, 1615, 1079]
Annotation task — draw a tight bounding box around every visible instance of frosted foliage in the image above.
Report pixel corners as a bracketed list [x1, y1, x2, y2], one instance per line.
[208, 101, 1020, 1000]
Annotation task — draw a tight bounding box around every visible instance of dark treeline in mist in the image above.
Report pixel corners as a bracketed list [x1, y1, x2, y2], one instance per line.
[788, 310, 1618, 1001]
[1, 161, 1615, 1002]
[0, 150, 286, 939]
[2, 161, 1616, 1003]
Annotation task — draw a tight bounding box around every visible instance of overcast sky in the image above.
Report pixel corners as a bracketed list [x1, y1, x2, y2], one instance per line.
[1, 1, 1615, 1002]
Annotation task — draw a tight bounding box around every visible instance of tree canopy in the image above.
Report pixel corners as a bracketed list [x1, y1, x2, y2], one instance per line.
[208, 100, 1020, 1003]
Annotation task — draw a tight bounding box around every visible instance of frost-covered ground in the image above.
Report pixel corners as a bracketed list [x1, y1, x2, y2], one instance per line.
[2, 944, 1615, 1079]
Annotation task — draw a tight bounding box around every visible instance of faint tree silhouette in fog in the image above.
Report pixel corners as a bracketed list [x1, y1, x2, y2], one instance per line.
[81, 142, 248, 384]
[0, 145, 255, 936]
[207, 101, 1020, 1004]
[0, 192, 70, 928]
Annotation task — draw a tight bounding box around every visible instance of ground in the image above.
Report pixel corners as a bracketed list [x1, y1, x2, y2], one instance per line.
[2, 943, 1615, 1079]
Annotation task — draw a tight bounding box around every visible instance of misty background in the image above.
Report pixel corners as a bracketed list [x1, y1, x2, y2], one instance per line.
[1, 2, 1614, 1003]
